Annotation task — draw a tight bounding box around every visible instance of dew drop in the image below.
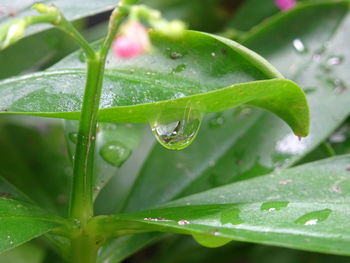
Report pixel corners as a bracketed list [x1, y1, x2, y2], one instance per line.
[303, 87, 316, 94]
[192, 233, 231, 248]
[100, 141, 131, 167]
[170, 52, 183, 59]
[327, 55, 344, 66]
[292, 39, 307, 53]
[209, 113, 225, 129]
[172, 63, 187, 73]
[260, 201, 289, 211]
[151, 116, 202, 151]
[68, 132, 78, 144]
[220, 208, 243, 225]
[178, 220, 190, 225]
[295, 209, 332, 226]
[327, 78, 347, 93]
[79, 52, 87, 63]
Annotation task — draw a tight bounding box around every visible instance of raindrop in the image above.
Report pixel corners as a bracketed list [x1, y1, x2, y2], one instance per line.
[151, 106, 202, 150]
[68, 132, 78, 144]
[178, 220, 190, 225]
[303, 87, 316, 94]
[327, 78, 347, 93]
[260, 201, 289, 211]
[192, 233, 231, 248]
[220, 208, 243, 225]
[172, 64, 187, 73]
[292, 39, 307, 53]
[170, 52, 183, 59]
[79, 52, 87, 63]
[327, 55, 344, 66]
[209, 113, 225, 129]
[100, 141, 131, 167]
[295, 209, 332, 226]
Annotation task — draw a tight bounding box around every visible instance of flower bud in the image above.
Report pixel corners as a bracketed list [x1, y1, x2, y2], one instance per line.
[113, 21, 151, 58]
[275, 0, 296, 11]
[1, 19, 26, 49]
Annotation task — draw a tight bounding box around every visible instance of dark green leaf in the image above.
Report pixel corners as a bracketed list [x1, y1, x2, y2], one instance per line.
[0, 117, 71, 215]
[0, 198, 68, 254]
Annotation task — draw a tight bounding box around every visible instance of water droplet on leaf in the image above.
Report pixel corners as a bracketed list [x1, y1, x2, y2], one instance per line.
[151, 115, 202, 151]
[327, 55, 344, 66]
[192, 233, 231, 248]
[172, 63, 186, 73]
[292, 39, 307, 53]
[79, 51, 87, 62]
[295, 209, 332, 226]
[100, 141, 131, 167]
[69, 132, 78, 144]
[209, 113, 225, 129]
[260, 201, 289, 211]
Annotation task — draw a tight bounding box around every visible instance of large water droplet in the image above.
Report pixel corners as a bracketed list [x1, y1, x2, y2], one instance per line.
[260, 201, 289, 211]
[292, 39, 307, 53]
[100, 141, 131, 167]
[192, 233, 231, 248]
[151, 114, 202, 150]
[220, 208, 243, 225]
[295, 209, 332, 226]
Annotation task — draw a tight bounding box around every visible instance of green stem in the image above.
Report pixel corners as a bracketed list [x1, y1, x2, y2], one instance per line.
[321, 141, 336, 157]
[69, 56, 104, 222]
[70, 232, 98, 263]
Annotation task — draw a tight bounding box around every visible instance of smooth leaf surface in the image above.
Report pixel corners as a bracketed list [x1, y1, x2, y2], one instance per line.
[0, 198, 68, 254]
[122, 0, 349, 212]
[0, 117, 71, 215]
[0, 242, 45, 263]
[0, 31, 308, 137]
[101, 2, 350, 261]
[93, 155, 350, 255]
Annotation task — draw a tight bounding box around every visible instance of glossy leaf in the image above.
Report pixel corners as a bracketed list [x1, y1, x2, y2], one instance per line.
[103, 2, 350, 261]
[0, 31, 309, 138]
[0, 198, 68, 254]
[122, 0, 349, 212]
[92, 155, 350, 256]
[0, 117, 72, 215]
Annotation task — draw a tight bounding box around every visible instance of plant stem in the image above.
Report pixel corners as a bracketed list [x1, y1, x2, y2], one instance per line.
[69, 56, 104, 223]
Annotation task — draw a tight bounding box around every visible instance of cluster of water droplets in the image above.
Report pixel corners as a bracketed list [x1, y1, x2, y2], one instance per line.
[292, 38, 346, 94]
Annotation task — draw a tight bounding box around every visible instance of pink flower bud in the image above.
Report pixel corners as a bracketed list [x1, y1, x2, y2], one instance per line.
[113, 21, 151, 58]
[275, 0, 296, 11]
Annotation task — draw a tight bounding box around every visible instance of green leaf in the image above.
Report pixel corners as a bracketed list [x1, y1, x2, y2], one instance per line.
[0, 198, 69, 254]
[0, 31, 309, 138]
[0, 117, 72, 215]
[0, 242, 45, 263]
[92, 155, 350, 256]
[0, 0, 117, 79]
[103, 2, 350, 261]
[122, 0, 349, 212]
